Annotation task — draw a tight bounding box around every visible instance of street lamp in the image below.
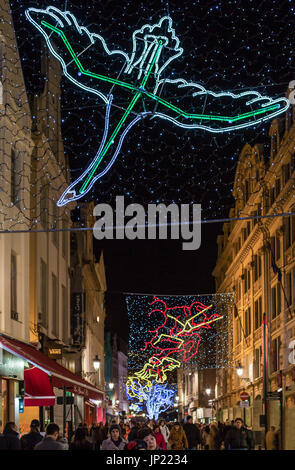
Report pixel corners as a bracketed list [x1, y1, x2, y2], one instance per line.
[175, 395, 179, 402]
[93, 355, 101, 371]
[108, 382, 114, 390]
[206, 387, 211, 396]
[236, 363, 243, 377]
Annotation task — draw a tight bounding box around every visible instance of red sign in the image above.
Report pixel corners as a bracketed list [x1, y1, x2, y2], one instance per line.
[240, 391, 249, 401]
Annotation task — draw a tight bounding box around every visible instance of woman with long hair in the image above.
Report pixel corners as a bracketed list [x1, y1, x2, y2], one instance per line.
[69, 427, 93, 450]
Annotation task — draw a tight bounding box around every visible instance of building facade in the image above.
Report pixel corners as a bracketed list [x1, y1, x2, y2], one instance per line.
[0, 1, 105, 435]
[177, 367, 216, 423]
[213, 89, 295, 449]
[0, 0, 33, 431]
[70, 202, 106, 425]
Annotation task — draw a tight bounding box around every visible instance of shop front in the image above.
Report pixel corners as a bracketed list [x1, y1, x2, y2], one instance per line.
[0, 347, 24, 432]
[0, 334, 104, 436]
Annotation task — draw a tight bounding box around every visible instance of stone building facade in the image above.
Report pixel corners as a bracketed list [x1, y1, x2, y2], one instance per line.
[213, 89, 295, 449]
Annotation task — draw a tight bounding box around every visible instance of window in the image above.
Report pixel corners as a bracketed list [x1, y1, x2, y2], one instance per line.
[244, 307, 251, 337]
[52, 202, 58, 246]
[40, 259, 48, 327]
[286, 271, 292, 306]
[270, 187, 275, 206]
[288, 105, 294, 129]
[283, 214, 295, 249]
[11, 149, 21, 208]
[282, 163, 291, 185]
[270, 337, 280, 373]
[245, 180, 250, 203]
[52, 274, 58, 336]
[254, 254, 262, 281]
[11, 253, 17, 318]
[275, 179, 281, 199]
[254, 347, 262, 379]
[235, 317, 241, 345]
[40, 183, 49, 228]
[276, 235, 281, 260]
[254, 296, 262, 330]
[272, 133, 277, 157]
[247, 221, 251, 237]
[271, 284, 281, 319]
[243, 269, 248, 293]
[62, 285, 67, 343]
[62, 219, 67, 258]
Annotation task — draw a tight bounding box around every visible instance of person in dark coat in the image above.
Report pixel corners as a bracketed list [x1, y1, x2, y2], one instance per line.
[101, 424, 127, 450]
[0, 422, 21, 450]
[69, 427, 93, 450]
[128, 419, 139, 442]
[183, 416, 201, 450]
[21, 419, 43, 450]
[34, 423, 64, 450]
[224, 418, 254, 450]
[92, 422, 107, 450]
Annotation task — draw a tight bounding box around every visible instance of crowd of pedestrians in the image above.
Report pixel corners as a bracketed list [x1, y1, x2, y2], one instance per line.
[0, 415, 279, 451]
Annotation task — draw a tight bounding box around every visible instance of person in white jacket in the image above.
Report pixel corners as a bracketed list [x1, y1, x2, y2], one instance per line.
[158, 419, 170, 445]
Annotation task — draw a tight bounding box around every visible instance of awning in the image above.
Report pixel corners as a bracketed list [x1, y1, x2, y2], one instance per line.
[24, 366, 55, 407]
[0, 334, 104, 401]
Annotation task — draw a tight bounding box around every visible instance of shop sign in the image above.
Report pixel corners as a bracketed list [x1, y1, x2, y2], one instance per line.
[71, 293, 85, 345]
[240, 400, 249, 408]
[47, 341, 63, 359]
[0, 348, 24, 380]
[73, 384, 89, 397]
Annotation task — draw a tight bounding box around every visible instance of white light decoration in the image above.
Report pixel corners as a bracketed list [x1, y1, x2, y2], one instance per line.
[26, 6, 290, 206]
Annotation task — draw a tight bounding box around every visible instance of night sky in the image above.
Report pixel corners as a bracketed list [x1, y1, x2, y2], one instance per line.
[10, 0, 295, 341]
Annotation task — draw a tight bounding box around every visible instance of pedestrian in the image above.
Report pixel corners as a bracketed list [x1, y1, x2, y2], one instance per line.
[168, 422, 188, 450]
[146, 419, 154, 429]
[21, 419, 43, 450]
[202, 425, 210, 450]
[69, 427, 93, 450]
[0, 422, 21, 450]
[138, 427, 160, 450]
[128, 418, 139, 442]
[183, 415, 201, 450]
[92, 421, 107, 450]
[224, 418, 254, 450]
[124, 424, 131, 441]
[158, 418, 170, 446]
[153, 424, 166, 450]
[209, 422, 222, 450]
[101, 424, 127, 450]
[34, 423, 65, 450]
[265, 426, 279, 450]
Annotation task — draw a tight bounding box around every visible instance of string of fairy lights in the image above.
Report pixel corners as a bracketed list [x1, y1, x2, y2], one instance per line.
[0, 0, 293, 232]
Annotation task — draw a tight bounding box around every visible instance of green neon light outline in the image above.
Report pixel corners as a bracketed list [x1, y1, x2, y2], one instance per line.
[38, 18, 285, 197]
[41, 20, 280, 125]
[41, 20, 135, 92]
[79, 40, 163, 193]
